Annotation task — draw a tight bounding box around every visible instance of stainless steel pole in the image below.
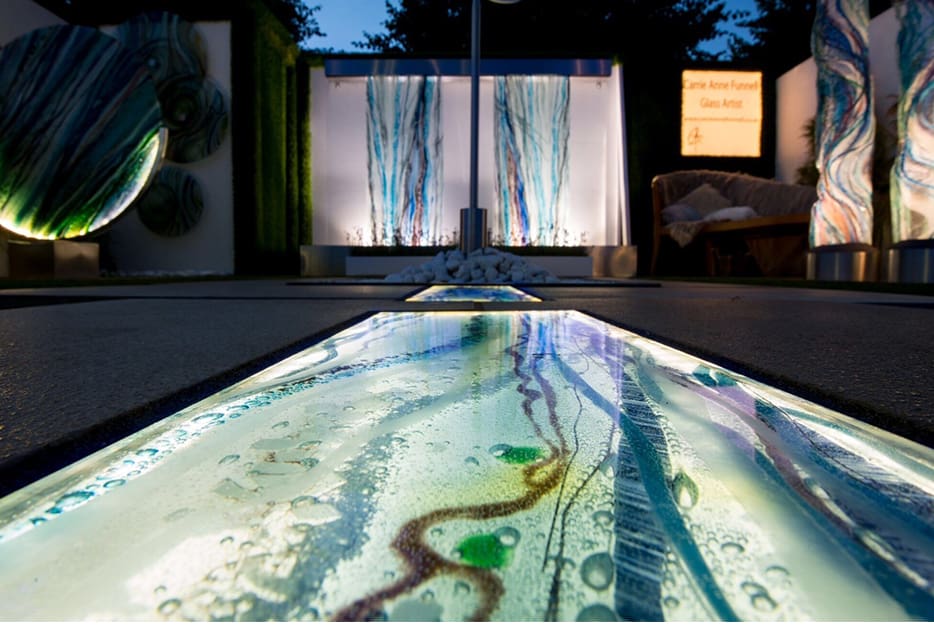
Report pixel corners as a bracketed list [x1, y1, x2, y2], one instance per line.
[466, 0, 481, 252]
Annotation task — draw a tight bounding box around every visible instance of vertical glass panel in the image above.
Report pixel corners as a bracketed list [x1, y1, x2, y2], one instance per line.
[366, 76, 442, 246]
[493, 76, 571, 246]
[890, 0, 934, 242]
[810, 0, 875, 246]
[0, 311, 930, 621]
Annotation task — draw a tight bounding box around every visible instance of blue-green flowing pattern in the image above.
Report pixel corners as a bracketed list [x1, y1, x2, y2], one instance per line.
[365, 76, 442, 246]
[0, 25, 165, 239]
[117, 12, 227, 164]
[891, 0, 934, 242]
[493, 76, 570, 246]
[0, 311, 931, 620]
[810, 0, 875, 246]
[133, 166, 204, 237]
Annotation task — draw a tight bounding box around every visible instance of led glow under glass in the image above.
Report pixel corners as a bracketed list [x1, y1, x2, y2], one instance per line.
[0, 311, 930, 621]
[406, 285, 542, 302]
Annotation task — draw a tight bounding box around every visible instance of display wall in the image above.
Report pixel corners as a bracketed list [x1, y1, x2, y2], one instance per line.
[0, 1, 236, 275]
[102, 20, 235, 275]
[311, 61, 630, 248]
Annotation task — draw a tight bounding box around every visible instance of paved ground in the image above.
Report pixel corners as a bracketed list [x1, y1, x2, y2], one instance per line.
[1, 278, 932, 497]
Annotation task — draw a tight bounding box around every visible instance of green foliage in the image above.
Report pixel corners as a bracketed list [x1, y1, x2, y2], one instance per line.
[358, 0, 734, 65]
[263, 0, 323, 45]
[728, 0, 891, 75]
[232, 0, 309, 273]
[795, 117, 819, 186]
[727, 0, 817, 75]
[36, 0, 322, 47]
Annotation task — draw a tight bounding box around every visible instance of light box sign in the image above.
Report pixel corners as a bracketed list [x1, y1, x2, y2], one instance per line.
[681, 69, 763, 158]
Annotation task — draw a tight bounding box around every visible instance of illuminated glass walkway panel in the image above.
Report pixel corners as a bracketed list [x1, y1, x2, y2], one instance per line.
[406, 285, 542, 302]
[0, 311, 931, 621]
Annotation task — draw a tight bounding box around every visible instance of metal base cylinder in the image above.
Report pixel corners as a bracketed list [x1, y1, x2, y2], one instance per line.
[806, 244, 878, 282]
[887, 240, 934, 283]
[459, 208, 488, 253]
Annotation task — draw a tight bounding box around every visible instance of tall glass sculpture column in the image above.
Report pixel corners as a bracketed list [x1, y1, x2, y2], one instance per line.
[493, 76, 570, 246]
[807, 0, 878, 280]
[887, 0, 934, 282]
[366, 76, 442, 247]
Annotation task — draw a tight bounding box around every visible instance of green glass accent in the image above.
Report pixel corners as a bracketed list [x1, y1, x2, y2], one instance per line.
[497, 446, 545, 465]
[455, 533, 514, 569]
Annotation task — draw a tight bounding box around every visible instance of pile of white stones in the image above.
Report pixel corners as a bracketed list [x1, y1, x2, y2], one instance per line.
[385, 248, 559, 284]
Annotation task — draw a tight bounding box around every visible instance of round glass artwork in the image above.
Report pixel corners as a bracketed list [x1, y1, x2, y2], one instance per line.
[135, 166, 204, 237]
[160, 76, 229, 163]
[117, 12, 228, 163]
[0, 25, 165, 239]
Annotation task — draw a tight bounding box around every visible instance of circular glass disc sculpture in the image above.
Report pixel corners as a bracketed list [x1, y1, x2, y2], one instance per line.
[135, 166, 204, 237]
[118, 12, 229, 163]
[0, 25, 166, 240]
[160, 75, 229, 163]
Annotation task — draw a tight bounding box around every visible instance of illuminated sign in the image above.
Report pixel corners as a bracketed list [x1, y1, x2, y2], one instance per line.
[681, 70, 763, 157]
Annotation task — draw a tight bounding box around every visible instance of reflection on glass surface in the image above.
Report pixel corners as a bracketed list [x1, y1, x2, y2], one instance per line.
[0, 311, 931, 621]
[407, 285, 542, 302]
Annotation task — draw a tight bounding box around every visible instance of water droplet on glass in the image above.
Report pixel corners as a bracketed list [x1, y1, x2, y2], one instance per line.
[465, 456, 480, 466]
[495, 526, 520, 546]
[741, 581, 776, 611]
[194, 412, 224, 423]
[383, 570, 396, 580]
[137, 448, 158, 457]
[671, 471, 698, 509]
[489, 443, 511, 458]
[52, 490, 94, 512]
[103, 479, 126, 489]
[592, 510, 613, 528]
[576, 604, 618, 621]
[273, 421, 290, 429]
[343, 405, 355, 412]
[663, 596, 680, 609]
[220, 536, 235, 546]
[751, 592, 777, 611]
[292, 495, 316, 510]
[721, 541, 745, 555]
[581, 552, 614, 590]
[430, 527, 444, 537]
[158, 598, 181, 615]
[764, 565, 790, 581]
[218, 454, 240, 465]
[154, 585, 167, 595]
[454, 581, 471, 596]
[420, 590, 435, 602]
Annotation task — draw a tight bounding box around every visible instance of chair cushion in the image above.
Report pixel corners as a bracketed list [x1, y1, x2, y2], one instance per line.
[704, 206, 759, 222]
[661, 202, 703, 225]
[675, 183, 733, 217]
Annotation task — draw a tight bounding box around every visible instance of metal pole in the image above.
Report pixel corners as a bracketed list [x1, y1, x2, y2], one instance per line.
[466, 0, 481, 252]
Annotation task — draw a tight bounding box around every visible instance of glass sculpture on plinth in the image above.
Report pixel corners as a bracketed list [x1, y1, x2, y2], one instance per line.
[807, 0, 878, 281]
[887, 0, 934, 283]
